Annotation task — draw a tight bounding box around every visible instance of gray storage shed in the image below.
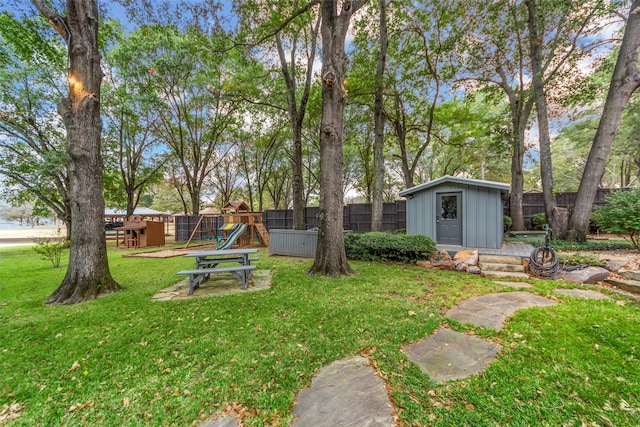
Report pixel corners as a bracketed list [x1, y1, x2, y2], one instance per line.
[399, 175, 510, 249]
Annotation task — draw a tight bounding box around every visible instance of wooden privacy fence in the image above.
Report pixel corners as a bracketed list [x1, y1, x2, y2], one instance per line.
[175, 189, 624, 241]
[175, 201, 407, 242]
[519, 188, 621, 229]
[263, 201, 407, 233]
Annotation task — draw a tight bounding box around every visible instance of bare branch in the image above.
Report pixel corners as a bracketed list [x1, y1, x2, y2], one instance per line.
[30, 0, 70, 44]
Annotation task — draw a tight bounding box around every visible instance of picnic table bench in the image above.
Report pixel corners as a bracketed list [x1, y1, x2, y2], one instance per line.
[177, 248, 259, 295]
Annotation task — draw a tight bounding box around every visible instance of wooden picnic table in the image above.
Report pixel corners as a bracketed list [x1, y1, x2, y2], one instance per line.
[178, 248, 259, 295]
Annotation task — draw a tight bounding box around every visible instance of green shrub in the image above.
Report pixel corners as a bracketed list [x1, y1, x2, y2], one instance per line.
[503, 215, 512, 232]
[31, 234, 69, 268]
[345, 232, 436, 263]
[531, 212, 547, 230]
[592, 189, 640, 249]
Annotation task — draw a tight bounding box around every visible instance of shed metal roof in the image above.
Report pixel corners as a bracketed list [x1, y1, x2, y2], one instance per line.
[398, 175, 510, 197]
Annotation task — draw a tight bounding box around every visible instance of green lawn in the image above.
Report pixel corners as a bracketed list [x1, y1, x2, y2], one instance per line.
[1, 244, 639, 426]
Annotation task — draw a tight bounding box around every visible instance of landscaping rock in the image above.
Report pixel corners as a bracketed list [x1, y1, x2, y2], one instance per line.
[605, 278, 640, 295]
[556, 267, 609, 284]
[467, 266, 481, 275]
[429, 250, 452, 266]
[403, 328, 501, 383]
[604, 261, 621, 273]
[453, 249, 479, 266]
[437, 260, 456, 270]
[620, 270, 640, 281]
[454, 261, 468, 272]
[416, 260, 433, 269]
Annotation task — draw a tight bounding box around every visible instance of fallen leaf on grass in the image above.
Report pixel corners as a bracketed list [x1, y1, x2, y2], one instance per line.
[68, 361, 80, 374]
[620, 399, 640, 414]
[0, 402, 24, 423]
[66, 401, 92, 412]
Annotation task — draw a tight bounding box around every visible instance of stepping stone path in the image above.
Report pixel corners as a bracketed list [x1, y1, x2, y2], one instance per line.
[553, 288, 611, 300]
[493, 281, 533, 289]
[445, 291, 557, 330]
[402, 328, 501, 383]
[198, 416, 239, 427]
[200, 291, 562, 426]
[291, 356, 395, 427]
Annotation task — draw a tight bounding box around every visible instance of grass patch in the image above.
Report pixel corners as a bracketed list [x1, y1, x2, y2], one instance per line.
[1, 243, 639, 426]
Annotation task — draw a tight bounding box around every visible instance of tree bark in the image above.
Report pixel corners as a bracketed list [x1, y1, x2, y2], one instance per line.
[371, 0, 388, 232]
[32, 0, 122, 304]
[569, 0, 640, 241]
[309, 0, 364, 277]
[526, 0, 562, 237]
[497, 64, 534, 232]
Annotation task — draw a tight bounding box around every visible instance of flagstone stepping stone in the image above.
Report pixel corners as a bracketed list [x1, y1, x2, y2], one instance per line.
[291, 356, 395, 427]
[493, 281, 533, 289]
[446, 291, 557, 330]
[198, 416, 239, 427]
[403, 328, 501, 383]
[553, 289, 611, 300]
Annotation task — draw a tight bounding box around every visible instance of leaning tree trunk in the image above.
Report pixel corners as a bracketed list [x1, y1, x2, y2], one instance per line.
[32, 0, 121, 304]
[309, 0, 364, 277]
[569, 0, 640, 241]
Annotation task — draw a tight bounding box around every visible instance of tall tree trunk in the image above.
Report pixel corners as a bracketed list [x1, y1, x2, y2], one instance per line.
[310, 0, 364, 277]
[275, 16, 320, 230]
[371, 0, 388, 232]
[509, 138, 526, 231]
[526, 0, 561, 236]
[498, 64, 534, 232]
[32, 0, 121, 304]
[569, 0, 640, 241]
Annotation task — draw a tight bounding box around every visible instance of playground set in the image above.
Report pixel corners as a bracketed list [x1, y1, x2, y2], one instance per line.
[184, 201, 270, 249]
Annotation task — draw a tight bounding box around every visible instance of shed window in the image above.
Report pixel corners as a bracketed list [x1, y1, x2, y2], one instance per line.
[441, 196, 458, 219]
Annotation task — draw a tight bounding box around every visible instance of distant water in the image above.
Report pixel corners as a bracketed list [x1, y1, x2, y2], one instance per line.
[0, 216, 54, 230]
[0, 216, 21, 230]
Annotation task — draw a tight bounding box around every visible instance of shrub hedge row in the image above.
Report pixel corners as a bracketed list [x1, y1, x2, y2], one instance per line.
[345, 232, 436, 263]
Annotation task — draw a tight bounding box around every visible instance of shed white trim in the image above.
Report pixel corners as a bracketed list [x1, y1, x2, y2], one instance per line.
[399, 175, 509, 197]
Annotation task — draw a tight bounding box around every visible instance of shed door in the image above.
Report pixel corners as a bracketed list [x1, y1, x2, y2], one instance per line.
[436, 192, 462, 245]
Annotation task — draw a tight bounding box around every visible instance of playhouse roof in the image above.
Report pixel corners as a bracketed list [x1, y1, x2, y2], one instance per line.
[199, 206, 220, 215]
[399, 175, 510, 197]
[104, 207, 170, 217]
[222, 200, 249, 213]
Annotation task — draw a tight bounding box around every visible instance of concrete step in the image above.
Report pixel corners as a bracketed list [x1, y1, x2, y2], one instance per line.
[479, 262, 525, 273]
[481, 271, 530, 280]
[479, 254, 523, 265]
